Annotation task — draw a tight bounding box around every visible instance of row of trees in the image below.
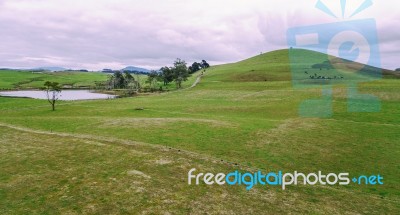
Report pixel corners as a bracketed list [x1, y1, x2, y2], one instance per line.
[188, 60, 210, 74]
[146, 58, 189, 89]
[105, 71, 140, 90]
[102, 58, 210, 92]
[147, 58, 210, 90]
[158, 58, 191, 89]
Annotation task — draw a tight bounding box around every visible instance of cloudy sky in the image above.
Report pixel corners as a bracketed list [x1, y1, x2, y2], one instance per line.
[0, 0, 398, 70]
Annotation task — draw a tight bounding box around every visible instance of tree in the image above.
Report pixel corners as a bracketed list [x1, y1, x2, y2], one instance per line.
[189, 61, 210, 74]
[159, 66, 174, 86]
[200, 60, 210, 69]
[124, 71, 135, 83]
[105, 71, 139, 90]
[172, 58, 190, 89]
[113, 71, 125, 88]
[189, 62, 202, 74]
[42, 81, 62, 111]
[134, 74, 142, 92]
[146, 70, 160, 91]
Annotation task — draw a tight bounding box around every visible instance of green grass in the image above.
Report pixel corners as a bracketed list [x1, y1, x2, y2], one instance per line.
[0, 70, 109, 89]
[0, 49, 399, 214]
[0, 69, 194, 92]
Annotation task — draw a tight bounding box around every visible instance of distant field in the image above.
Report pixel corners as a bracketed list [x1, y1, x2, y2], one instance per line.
[0, 70, 194, 92]
[0, 50, 399, 214]
[0, 70, 109, 89]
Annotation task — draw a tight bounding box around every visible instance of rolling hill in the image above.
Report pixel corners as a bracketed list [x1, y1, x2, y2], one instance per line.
[204, 49, 398, 84]
[0, 49, 399, 213]
[121, 66, 150, 73]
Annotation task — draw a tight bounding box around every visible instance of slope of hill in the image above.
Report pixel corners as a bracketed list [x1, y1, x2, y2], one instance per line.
[204, 49, 398, 84]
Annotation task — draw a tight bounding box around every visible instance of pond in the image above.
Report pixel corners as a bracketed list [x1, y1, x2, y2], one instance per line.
[0, 90, 116, 101]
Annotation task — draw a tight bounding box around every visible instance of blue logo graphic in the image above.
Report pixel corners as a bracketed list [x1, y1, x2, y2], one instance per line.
[287, 0, 381, 117]
[316, 0, 373, 18]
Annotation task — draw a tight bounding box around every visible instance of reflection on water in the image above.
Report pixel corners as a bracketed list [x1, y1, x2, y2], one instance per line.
[0, 90, 116, 101]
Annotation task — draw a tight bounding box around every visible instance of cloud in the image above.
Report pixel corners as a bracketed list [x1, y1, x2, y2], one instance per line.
[0, 0, 398, 70]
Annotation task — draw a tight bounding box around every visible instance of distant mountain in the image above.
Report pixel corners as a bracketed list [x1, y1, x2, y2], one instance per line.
[33, 67, 67, 72]
[121, 66, 150, 73]
[65, 69, 89, 72]
[102, 69, 114, 73]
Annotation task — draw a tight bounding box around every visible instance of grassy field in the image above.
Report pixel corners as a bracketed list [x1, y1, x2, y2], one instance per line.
[0, 50, 399, 214]
[0, 70, 109, 90]
[0, 70, 191, 92]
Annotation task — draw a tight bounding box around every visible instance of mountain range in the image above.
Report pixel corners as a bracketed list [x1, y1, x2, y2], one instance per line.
[121, 66, 150, 73]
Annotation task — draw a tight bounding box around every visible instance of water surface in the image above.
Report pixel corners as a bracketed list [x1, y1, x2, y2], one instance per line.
[0, 90, 116, 101]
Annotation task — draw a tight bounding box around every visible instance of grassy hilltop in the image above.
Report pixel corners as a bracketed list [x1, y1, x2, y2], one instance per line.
[0, 49, 399, 214]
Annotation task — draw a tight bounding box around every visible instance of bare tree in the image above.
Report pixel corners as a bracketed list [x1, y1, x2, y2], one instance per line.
[42, 81, 62, 111]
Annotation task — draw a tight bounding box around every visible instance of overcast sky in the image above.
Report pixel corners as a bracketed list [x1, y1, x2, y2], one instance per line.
[0, 0, 398, 70]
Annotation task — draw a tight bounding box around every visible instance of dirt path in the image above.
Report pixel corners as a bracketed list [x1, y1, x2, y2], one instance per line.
[184, 70, 205, 90]
[0, 121, 269, 174]
[0, 122, 236, 169]
[189, 73, 203, 89]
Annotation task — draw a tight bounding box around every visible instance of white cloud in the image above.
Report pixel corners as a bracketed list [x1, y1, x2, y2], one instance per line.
[0, 0, 398, 70]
